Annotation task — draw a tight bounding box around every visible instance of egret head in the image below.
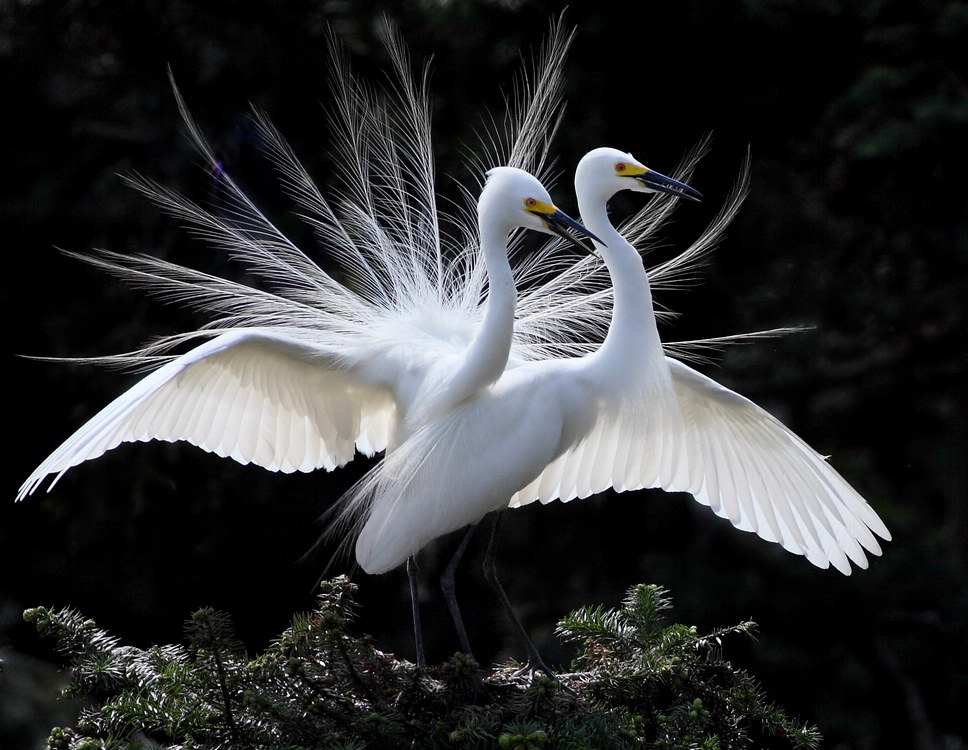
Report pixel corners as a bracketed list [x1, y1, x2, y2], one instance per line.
[480, 166, 602, 251]
[575, 147, 702, 205]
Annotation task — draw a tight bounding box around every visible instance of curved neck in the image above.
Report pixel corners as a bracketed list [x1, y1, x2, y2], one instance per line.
[445, 218, 516, 404]
[578, 193, 663, 361]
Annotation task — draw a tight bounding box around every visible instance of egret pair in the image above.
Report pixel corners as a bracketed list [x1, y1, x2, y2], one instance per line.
[335, 145, 890, 673]
[17, 25, 889, 674]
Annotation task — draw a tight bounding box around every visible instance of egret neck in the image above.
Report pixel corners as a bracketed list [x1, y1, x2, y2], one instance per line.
[439, 214, 517, 409]
[577, 192, 663, 364]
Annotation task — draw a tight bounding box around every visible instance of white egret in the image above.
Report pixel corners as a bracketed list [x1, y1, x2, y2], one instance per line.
[16, 23, 589, 503]
[335, 147, 891, 673]
[516, 148, 891, 566]
[15, 164, 595, 497]
[16, 25, 612, 668]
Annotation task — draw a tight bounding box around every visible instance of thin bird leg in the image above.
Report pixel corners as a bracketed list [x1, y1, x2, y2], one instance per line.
[482, 511, 560, 683]
[406, 556, 426, 667]
[440, 524, 478, 659]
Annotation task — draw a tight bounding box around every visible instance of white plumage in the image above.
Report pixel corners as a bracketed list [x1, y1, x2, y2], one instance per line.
[342, 148, 890, 578]
[17, 25, 602, 504]
[18, 22, 889, 594]
[17, 158, 598, 499]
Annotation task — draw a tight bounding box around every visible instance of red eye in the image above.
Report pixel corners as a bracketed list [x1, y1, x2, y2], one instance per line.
[615, 162, 626, 173]
[525, 197, 537, 207]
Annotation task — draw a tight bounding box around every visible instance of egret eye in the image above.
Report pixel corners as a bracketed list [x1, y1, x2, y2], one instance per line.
[525, 197, 538, 208]
[615, 162, 627, 173]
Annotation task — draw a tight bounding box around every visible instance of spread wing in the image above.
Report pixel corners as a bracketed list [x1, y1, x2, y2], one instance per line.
[663, 358, 889, 572]
[18, 329, 395, 499]
[510, 357, 890, 574]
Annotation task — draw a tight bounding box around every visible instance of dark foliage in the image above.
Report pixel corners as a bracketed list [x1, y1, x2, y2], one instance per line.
[27, 578, 820, 749]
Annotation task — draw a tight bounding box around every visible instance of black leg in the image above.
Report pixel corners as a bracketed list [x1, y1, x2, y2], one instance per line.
[406, 556, 426, 667]
[440, 524, 478, 659]
[482, 511, 560, 683]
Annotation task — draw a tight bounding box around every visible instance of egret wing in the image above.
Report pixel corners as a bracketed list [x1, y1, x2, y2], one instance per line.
[662, 357, 889, 572]
[18, 329, 395, 499]
[508, 357, 890, 574]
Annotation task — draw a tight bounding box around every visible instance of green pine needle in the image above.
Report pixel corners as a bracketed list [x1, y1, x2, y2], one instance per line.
[26, 578, 821, 749]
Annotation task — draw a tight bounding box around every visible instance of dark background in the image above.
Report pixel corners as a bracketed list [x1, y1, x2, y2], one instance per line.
[2, 1, 966, 748]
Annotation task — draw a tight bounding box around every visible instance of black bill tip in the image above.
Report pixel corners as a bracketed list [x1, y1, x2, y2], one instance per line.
[542, 208, 605, 254]
[637, 170, 703, 202]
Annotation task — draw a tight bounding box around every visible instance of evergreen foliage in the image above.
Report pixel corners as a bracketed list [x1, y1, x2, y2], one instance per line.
[26, 579, 821, 749]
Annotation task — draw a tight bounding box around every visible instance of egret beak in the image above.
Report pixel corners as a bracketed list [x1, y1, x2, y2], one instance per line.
[635, 169, 703, 202]
[540, 207, 605, 254]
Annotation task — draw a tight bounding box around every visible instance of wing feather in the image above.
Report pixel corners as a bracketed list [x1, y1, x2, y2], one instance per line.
[589, 424, 621, 495]
[17, 329, 395, 499]
[666, 357, 889, 571]
[509, 355, 889, 573]
[611, 421, 639, 493]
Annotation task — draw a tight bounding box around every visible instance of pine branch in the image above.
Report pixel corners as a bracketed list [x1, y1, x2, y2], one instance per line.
[27, 578, 822, 749]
